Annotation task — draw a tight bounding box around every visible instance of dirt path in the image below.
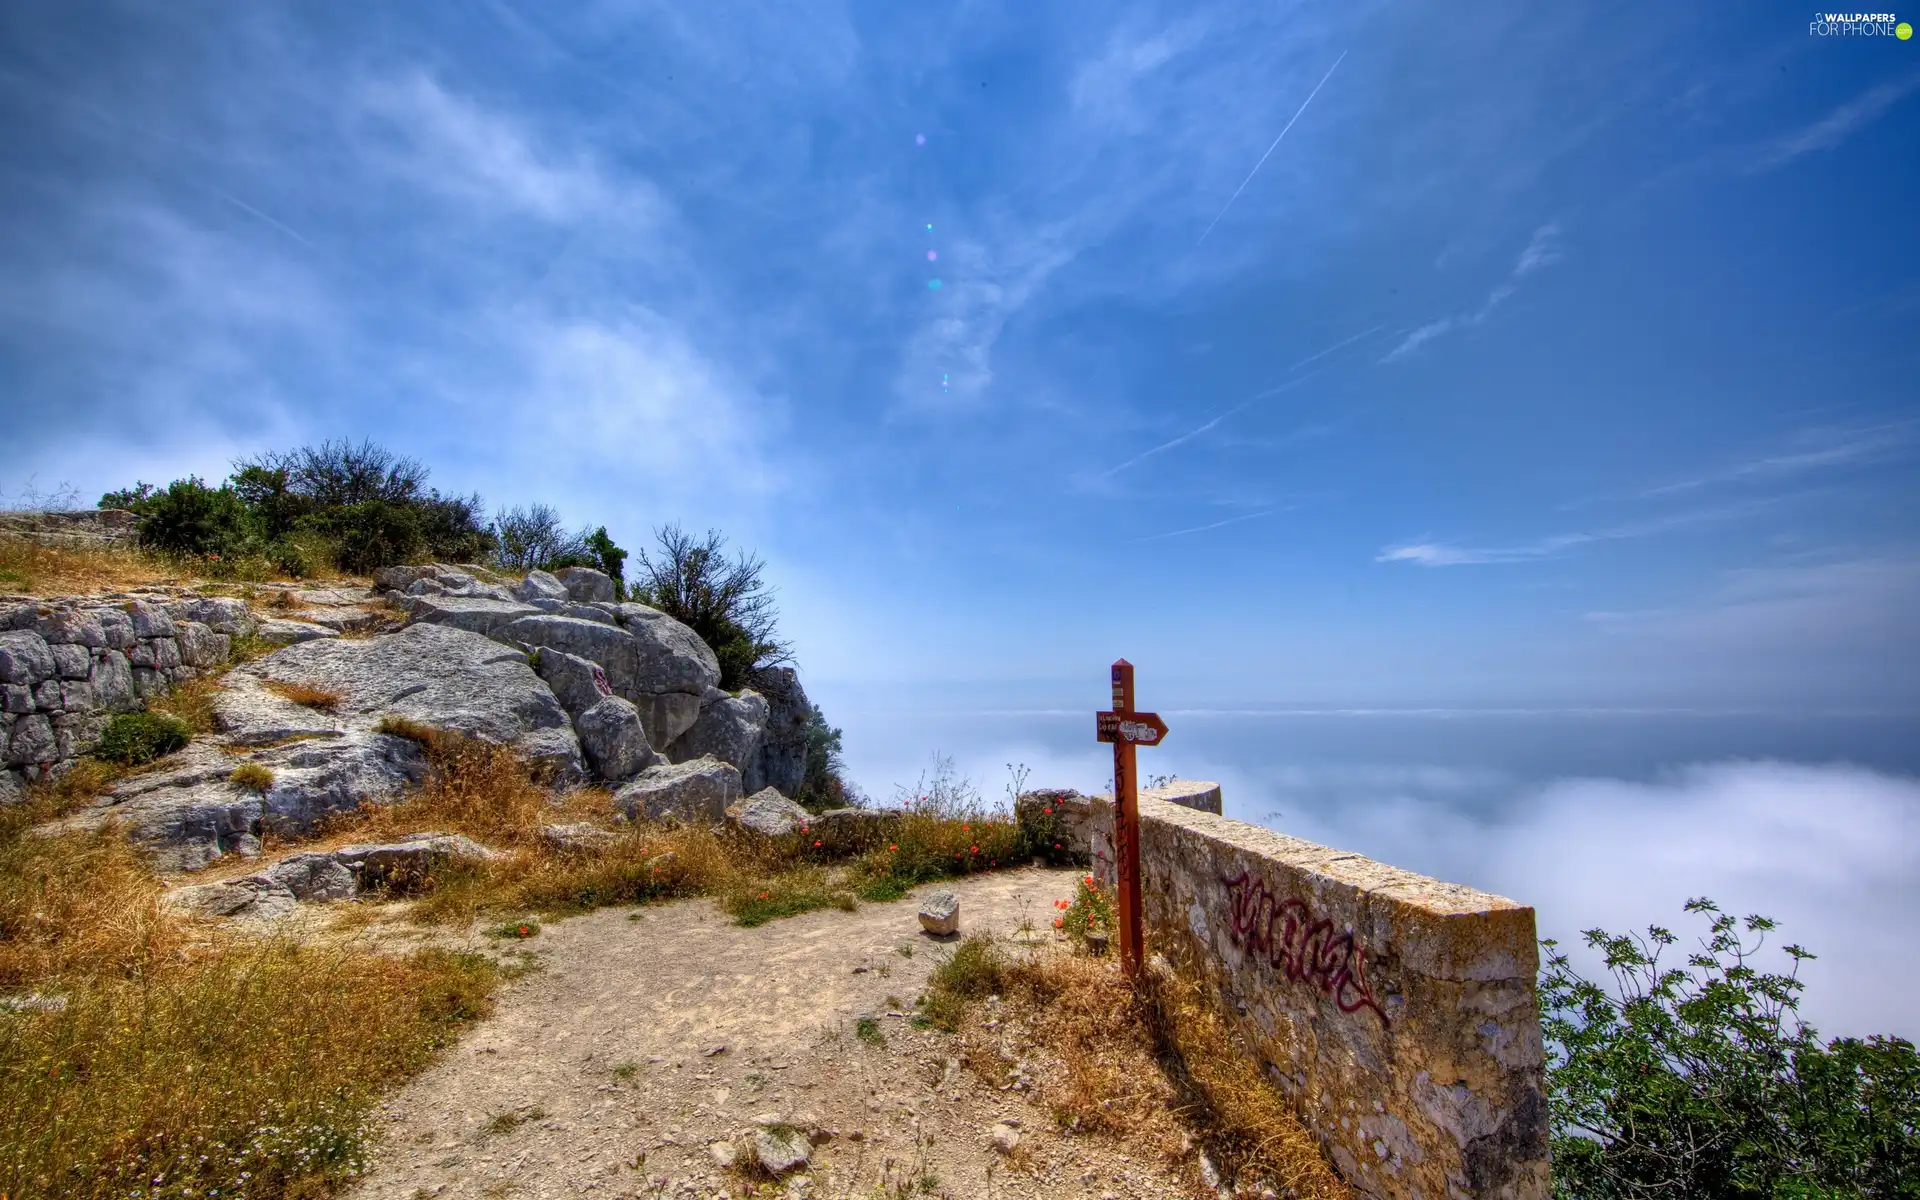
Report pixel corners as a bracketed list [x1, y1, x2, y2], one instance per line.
[347, 867, 1201, 1200]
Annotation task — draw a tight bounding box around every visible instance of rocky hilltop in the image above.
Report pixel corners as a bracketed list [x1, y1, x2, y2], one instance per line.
[3, 562, 820, 871]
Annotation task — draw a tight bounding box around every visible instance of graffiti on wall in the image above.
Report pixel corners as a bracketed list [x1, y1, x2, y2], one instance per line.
[1221, 871, 1389, 1028]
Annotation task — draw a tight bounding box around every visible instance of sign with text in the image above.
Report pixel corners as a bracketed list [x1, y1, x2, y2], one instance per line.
[1096, 710, 1168, 746]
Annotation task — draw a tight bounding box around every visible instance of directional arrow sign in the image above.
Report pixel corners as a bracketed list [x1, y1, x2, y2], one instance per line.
[1096, 710, 1169, 746]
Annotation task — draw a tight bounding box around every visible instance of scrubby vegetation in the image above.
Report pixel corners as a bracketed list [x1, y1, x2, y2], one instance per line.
[0, 784, 500, 1200]
[91, 711, 191, 766]
[920, 932, 1351, 1198]
[633, 523, 793, 690]
[1543, 899, 1920, 1199]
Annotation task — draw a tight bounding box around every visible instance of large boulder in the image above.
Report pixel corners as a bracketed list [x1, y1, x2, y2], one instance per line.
[727, 787, 812, 838]
[402, 595, 542, 639]
[754, 668, 812, 797]
[255, 619, 339, 646]
[531, 647, 613, 720]
[259, 623, 583, 778]
[163, 597, 255, 637]
[499, 614, 718, 749]
[574, 696, 659, 781]
[810, 806, 899, 854]
[513, 570, 570, 603]
[612, 756, 741, 824]
[668, 690, 769, 790]
[555, 566, 616, 603]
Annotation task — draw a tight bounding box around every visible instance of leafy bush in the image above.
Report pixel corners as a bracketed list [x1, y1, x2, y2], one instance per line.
[491, 503, 591, 572]
[122, 477, 254, 559]
[583, 526, 628, 599]
[634, 524, 793, 690]
[797, 703, 849, 808]
[1543, 898, 1920, 1199]
[92, 711, 192, 766]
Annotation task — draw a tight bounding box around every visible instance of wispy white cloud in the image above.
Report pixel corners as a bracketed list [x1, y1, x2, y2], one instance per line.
[1382, 221, 1562, 362]
[1378, 501, 1771, 567]
[1196, 50, 1347, 245]
[355, 70, 646, 224]
[1751, 74, 1920, 172]
[1640, 422, 1914, 497]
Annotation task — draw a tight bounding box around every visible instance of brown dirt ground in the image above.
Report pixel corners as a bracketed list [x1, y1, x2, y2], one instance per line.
[340, 867, 1208, 1200]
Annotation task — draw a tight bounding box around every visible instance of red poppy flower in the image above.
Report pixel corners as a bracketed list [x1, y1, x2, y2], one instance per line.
[1053, 918, 1064, 929]
[888, 843, 898, 851]
[970, 845, 978, 854]
[962, 824, 971, 832]
[1043, 807, 1053, 815]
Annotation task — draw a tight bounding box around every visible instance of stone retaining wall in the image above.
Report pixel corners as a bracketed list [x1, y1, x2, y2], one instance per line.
[0, 509, 138, 549]
[1022, 783, 1549, 1199]
[0, 594, 255, 801]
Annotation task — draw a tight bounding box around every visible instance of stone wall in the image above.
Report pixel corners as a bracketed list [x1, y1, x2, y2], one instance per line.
[1024, 783, 1549, 1200]
[0, 593, 255, 801]
[0, 509, 139, 549]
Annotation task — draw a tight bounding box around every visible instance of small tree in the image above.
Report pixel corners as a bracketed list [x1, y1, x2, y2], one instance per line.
[492, 504, 590, 572]
[584, 527, 628, 599]
[1543, 898, 1920, 1199]
[124, 477, 254, 558]
[633, 524, 793, 690]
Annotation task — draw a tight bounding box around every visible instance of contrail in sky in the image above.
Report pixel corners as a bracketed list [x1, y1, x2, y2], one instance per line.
[1132, 507, 1283, 542]
[1098, 323, 1379, 478]
[1197, 50, 1347, 246]
[214, 190, 315, 249]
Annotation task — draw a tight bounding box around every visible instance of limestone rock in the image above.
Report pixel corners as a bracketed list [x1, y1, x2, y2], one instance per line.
[402, 594, 542, 639]
[989, 1123, 1021, 1154]
[918, 890, 960, 936]
[0, 631, 55, 685]
[752, 1126, 811, 1176]
[539, 822, 619, 854]
[612, 756, 741, 824]
[574, 696, 659, 781]
[668, 690, 768, 788]
[164, 876, 297, 921]
[755, 667, 812, 797]
[256, 618, 340, 646]
[36, 609, 107, 648]
[163, 597, 255, 637]
[499, 614, 716, 747]
[262, 852, 359, 901]
[174, 620, 225, 669]
[809, 807, 898, 855]
[513, 570, 570, 603]
[728, 787, 812, 838]
[328, 833, 499, 891]
[257, 623, 583, 779]
[555, 566, 615, 603]
[530, 647, 613, 720]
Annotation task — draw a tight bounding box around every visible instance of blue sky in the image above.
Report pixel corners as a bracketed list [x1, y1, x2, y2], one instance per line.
[2, 0, 1917, 713]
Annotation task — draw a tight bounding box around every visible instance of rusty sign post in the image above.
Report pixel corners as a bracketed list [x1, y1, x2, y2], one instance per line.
[1096, 659, 1168, 977]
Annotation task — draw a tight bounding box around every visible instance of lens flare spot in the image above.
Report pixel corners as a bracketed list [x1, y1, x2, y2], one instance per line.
[926, 250, 937, 262]
[927, 278, 943, 290]
[915, 133, 926, 145]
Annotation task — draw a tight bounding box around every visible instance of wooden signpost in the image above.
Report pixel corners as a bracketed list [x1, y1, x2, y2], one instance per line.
[1095, 658, 1168, 977]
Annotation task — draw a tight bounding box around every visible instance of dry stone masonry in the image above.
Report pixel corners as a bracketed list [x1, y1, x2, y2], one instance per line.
[1023, 782, 1549, 1200]
[1, 591, 253, 801]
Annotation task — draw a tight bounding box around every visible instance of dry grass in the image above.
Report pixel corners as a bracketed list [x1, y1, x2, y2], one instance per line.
[264, 680, 342, 711]
[230, 763, 276, 792]
[0, 534, 177, 596]
[0, 789, 499, 1199]
[146, 673, 224, 735]
[933, 937, 1352, 1200]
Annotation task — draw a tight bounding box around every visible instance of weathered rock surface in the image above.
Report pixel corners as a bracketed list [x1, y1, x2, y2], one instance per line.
[530, 648, 613, 720]
[555, 566, 615, 603]
[255, 618, 340, 646]
[499, 613, 717, 749]
[751, 1126, 811, 1176]
[668, 689, 768, 789]
[809, 806, 898, 854]
[164, 875, 297, 922]
[513, 570, 570, 604]
[573, 696, 659, 781]
[918, 890, 960, 936]
[612, 756, 741, 824]
[539, 822, 619, 854]
[754, 667, 812, 797]
[401, 595, 541, 639]
[728, 787, 812, 838]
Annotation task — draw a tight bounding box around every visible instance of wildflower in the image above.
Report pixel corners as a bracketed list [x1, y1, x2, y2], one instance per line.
[813, 840, 822, 848]
[759, 891, 769, 900]
[1043, 807, 1053, 815]
[888, 843, 898, 851]
[1085, 875, 1096, 887]
[1053, 842, 1061, 849]
[1053, 918, 1064, 929]
[518, 925, 531, 936]
[970, 845, 978, 854]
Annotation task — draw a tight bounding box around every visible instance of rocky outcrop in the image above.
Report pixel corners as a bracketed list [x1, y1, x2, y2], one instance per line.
[399, 595, 541, 639]
[165, 831, 499, 918]
[255, 618, 339, 646]
[612, 755, 741, 824]
[1, 593, 254, 798]
[555, 566, 616, 603]
[499, 611, 718, 750]
[0, 509, 138, 549]
[668, 690, 769, 790]
[753, 668, 812, 797]
[62, 623, 580, 870]
[574, 696, 659, 781]
[809, 806, 898, 854]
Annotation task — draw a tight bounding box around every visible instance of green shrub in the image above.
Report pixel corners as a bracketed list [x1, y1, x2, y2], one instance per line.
[125, 477, 254, 558]
[633, 524, 792, 690]
[92, 712, 192, 766]
[301, 499, 425, 574]
[921, 934, 1008, 1031]
[1543, 898, 1920, 1198]
[584, 526, 628, 599]
[229, 763, 275, 792]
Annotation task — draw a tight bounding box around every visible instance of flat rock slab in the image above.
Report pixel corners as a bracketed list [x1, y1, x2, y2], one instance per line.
[255, 618, 340, 646]
[344, 867, 1194, 1200]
